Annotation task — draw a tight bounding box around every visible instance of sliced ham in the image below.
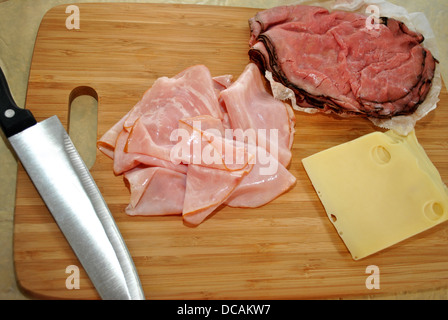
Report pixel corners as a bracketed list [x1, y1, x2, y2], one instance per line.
[97, 112, 129, 159]
[114, 129, 187, 175]
[124, 166, 186, 216]
[182, 164, 252, 226]
[125, 64, 225, 162]
[225, 145, 296, 208]
[174, 114, 254, 225]
[172, 115, 254, 171]
[97, 64, 297, 226]
[220, 63, 295, 167]
[97, 113, 187, 176]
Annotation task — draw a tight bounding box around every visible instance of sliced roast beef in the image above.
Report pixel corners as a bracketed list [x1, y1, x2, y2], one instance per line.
[248, 5, 437, 119]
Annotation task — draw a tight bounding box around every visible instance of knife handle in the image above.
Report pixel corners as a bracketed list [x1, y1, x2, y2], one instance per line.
[0, 67, 36, 138]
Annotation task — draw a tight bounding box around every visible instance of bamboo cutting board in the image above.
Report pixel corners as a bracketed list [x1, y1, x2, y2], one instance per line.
[14, 3, 448, 300]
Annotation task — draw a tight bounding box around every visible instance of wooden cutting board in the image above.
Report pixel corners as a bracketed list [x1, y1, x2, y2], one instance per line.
[14, 3, 448, 300]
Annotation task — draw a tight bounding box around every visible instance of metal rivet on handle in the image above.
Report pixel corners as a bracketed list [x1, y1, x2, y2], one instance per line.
[4, 108, 15, 118]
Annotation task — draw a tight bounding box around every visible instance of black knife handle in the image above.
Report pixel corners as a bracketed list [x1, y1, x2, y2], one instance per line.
[0, 67, 36, 138]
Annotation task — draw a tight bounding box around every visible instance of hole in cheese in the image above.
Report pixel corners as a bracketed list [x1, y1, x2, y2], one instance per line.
[371, 145, 391, 164]
[330, 214, 337, 223]
[424, 201, 444, 221]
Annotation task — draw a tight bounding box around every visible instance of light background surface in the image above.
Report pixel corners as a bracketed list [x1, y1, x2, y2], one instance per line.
[0, 0, 447, 299]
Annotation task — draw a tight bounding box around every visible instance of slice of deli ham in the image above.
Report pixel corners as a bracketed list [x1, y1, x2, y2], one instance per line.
[125, 65, 225, 162]
[225, 145, 296, 208]
[97, 112, 130, 159]
[172, 115, 253, 171]
[182, 164, 252, 226]
[124, 166, 186, 216]
[220, 63, 295, 167]
[115, 129, 187, 175]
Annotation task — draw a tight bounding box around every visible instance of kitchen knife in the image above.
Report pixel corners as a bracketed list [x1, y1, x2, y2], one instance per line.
[0, 67, 145, 300]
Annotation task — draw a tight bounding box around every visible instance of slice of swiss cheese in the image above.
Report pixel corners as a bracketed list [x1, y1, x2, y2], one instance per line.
[302, 130, 448, 260]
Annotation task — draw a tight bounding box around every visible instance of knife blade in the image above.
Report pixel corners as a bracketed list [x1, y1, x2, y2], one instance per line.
[0, 67, 145, 300]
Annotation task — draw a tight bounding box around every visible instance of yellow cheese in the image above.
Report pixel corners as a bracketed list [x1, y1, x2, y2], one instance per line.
[302, 130, 448, 260]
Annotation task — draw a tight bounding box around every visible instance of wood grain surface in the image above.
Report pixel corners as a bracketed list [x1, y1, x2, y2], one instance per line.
[13, 3, 448, 299]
